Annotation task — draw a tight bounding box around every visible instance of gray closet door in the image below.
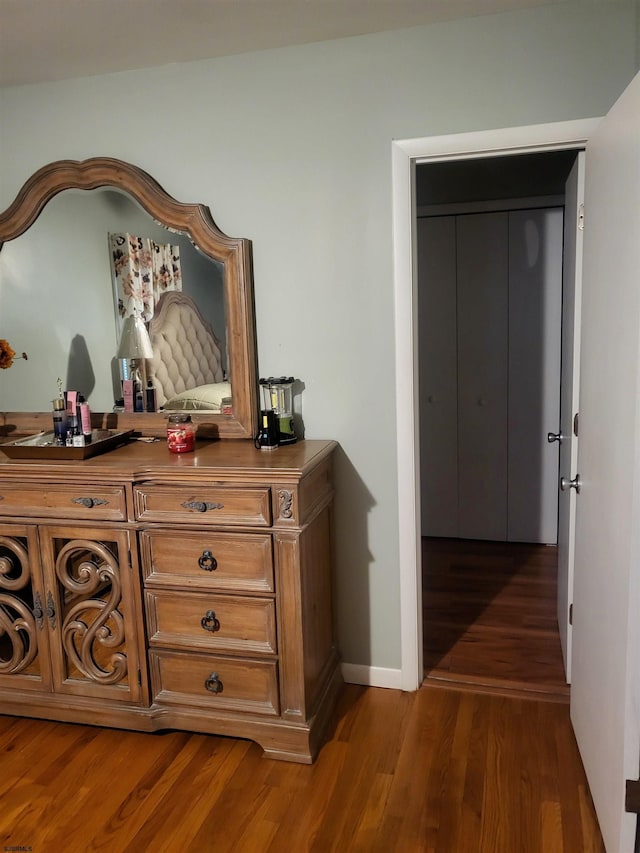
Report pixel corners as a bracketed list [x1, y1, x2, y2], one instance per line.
[418, 207, 562, 544]
[456, 213, 509, 541]
[507, 208, 563, 543]
[418, 216, 458, 538]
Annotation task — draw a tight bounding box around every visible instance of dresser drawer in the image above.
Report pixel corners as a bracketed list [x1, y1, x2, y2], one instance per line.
[134, 485, 271, 527]
[146, 590, 277, 656]
[150, 649, 279, 716]
[0, 482, 127, 521]
[140, 530, 274, 593]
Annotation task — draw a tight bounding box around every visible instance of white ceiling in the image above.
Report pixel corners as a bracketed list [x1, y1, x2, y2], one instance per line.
[0, 0, 567, 88]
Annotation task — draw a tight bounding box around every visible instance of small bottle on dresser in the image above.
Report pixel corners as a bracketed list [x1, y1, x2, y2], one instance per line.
[78, 395, 92, 443]
[52, 398, 67, 445]
[145, 380, 157, 413]
[65, 390, 78, 446]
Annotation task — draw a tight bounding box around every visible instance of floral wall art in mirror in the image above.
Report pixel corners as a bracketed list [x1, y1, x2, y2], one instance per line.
[0, 158, 258, 440]
[110, 232, 183, 324]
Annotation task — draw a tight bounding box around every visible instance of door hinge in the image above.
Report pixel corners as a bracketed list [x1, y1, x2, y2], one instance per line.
[569, 603, 573, 626]
[626, 779, 640, 813]
[578, 203, 585, 231]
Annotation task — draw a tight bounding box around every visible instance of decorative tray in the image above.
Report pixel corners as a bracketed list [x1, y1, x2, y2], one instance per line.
[0, 429, 134, 460]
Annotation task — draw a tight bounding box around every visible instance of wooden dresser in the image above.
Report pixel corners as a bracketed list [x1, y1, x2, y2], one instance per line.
[0, 438, 340, 763]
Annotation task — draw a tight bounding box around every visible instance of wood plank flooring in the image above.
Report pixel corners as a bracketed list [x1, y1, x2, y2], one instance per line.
[423, 537, 570, 699]
[0, 538, 604, 852]
[0, 682, 603, 852]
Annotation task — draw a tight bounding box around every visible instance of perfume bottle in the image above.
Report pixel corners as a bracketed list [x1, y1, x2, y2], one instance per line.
[145, 380, 157, 413]
[52, 398, 67, 446]
[66, 411, 77, 446]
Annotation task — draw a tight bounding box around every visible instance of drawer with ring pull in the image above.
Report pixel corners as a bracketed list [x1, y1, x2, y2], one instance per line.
[139, 530, 274, 593]
[149, 649, 279, 716]
[134, 485, 271, 527]
[145, 589, 277, 655]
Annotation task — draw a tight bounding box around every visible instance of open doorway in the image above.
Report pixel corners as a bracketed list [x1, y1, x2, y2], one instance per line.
[416, 150, 579, 698]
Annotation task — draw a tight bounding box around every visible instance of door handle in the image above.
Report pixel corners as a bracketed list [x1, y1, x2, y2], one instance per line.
[560, 475, 581, 494]
[547, 431, 564, 444]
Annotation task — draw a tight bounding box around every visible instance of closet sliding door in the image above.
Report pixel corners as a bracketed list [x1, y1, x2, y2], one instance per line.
[418, 206, 562, 544]
[418, 216, 458, 538]
[457, 213, 509, 541]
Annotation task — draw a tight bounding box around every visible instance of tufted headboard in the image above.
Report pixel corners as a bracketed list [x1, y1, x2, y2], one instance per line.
[147, 291, 227, 409]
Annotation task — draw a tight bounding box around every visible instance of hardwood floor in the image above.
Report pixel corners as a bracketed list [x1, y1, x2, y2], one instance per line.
[422, 537, 570, 700]
[0, 539, 603, 852]
[0, 682, 603, 852]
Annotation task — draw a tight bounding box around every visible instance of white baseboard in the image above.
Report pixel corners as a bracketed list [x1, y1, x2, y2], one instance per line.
[341, 662, 403, 690]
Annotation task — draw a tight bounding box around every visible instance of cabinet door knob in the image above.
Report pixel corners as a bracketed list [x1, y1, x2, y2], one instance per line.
[204, 672, 223, 694]
[198, 550, 218, 572]
[45, 590, 56, 629]
[33, 592, 44, 630]
[560, 474, 581, 494]
[201, 610, 220, 633]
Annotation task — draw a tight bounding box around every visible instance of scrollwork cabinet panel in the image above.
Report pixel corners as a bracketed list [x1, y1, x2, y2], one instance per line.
[38, 525, 147, 704]
[0, 524, 52, 692]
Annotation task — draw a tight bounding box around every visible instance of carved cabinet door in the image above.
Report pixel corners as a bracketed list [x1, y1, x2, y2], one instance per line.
[38, 525, 146, 704]
[0, 523, 53, 692]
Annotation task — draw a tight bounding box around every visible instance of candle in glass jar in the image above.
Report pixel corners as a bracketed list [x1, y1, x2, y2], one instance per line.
[167, 414, 196, 453]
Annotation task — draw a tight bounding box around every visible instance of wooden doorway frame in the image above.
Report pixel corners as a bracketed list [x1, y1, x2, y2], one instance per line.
[391, 118, 601, 691]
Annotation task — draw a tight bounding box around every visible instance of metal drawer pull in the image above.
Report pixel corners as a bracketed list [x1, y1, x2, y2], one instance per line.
[204, 672, 223, 694]
[181, 501, 224, 513]
[201, 610, 220, 633]
[198, 550, 218, 572]
[72, 497, 109, 509]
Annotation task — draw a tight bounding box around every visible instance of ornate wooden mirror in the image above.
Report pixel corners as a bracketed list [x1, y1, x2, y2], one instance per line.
[0, 158, 258, 439]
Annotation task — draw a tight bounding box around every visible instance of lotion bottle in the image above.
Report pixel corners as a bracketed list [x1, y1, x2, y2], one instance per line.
[78, 395, 92, 443]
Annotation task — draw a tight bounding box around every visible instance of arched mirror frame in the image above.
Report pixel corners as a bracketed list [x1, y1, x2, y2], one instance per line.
[0, 157, 258, 440]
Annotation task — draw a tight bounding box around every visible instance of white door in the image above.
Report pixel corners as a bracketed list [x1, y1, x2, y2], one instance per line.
[507, 207, 563, 544]
[556, 151, 585, 683]
[570, 71, 640, 853]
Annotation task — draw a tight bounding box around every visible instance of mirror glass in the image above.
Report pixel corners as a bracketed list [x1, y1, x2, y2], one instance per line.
[0, 158, 258, 440]
[0, 188, 226, 412]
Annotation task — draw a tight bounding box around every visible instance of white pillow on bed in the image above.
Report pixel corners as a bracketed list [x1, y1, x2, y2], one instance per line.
[163, 382, 231, 411]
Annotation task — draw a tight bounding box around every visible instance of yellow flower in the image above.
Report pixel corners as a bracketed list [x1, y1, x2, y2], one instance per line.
[0, 340, 28, 369]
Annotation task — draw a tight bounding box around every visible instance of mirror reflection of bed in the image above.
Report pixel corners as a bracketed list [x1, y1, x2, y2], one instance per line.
[147, 291, 231, 413]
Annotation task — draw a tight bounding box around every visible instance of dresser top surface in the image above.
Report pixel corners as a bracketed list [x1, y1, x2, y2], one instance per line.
[0, 438, 337, 484]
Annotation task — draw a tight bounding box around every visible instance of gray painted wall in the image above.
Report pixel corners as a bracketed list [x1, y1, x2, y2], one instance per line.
[0, 1, 637, 674]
